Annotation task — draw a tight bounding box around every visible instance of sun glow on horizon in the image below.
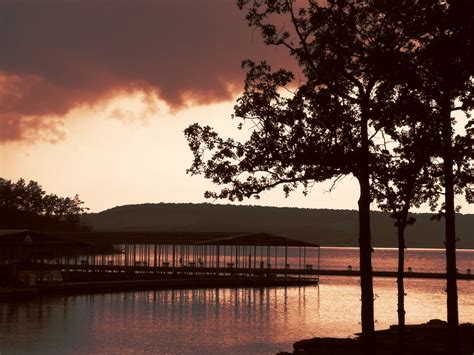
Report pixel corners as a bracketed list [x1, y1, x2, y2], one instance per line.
[1, 92, 472, 215]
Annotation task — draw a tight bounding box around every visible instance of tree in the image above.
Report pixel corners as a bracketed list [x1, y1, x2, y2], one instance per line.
[467, 120, 474, 203]
[185, 1, 437, 350]
[368, 3, 473, 350]
[0, 177, 89, 230]
[402, 1, 473, 350]
[372, 102, 443, 346]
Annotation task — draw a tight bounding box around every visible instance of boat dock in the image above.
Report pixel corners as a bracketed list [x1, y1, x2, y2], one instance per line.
[0, 230, 321, 291]
[1, 230, 471, 299]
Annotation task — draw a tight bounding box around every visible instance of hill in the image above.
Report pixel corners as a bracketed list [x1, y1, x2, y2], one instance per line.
[82, 203, 474, 249]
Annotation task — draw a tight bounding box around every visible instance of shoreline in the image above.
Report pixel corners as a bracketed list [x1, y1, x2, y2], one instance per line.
[319, 245, 474, 251]
[307, 269, 474, 279]
[279, 320, 474, 355]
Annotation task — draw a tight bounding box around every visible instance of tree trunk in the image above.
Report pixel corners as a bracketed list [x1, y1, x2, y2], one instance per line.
[358, 112, 375, 353]
[441, 98, 459, 353]
[397, 220, 406, 348]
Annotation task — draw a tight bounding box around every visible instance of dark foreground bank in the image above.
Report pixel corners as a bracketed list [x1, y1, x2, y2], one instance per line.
[279, 320, 474, 355]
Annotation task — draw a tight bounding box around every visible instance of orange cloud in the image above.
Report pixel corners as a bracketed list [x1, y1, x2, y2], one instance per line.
[0, 0, 291, 143]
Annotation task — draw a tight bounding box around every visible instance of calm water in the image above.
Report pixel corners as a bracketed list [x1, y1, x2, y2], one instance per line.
[320, 247, 474, 273]
[1, 248, 473, 355]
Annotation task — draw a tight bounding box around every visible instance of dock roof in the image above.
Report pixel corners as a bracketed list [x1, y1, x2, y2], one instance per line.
[0, 230, 118, 256]
[194, 233, 319, 247]
[3, 230, 319, 247]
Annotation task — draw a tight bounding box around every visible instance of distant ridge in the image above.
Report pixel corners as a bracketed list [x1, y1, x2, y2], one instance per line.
[82, 203, 474, 249]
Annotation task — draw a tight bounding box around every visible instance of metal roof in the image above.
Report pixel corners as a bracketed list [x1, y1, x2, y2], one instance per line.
[69, 231, 319, 247]
[0, 230, 92, 246]
[0, 230, 118, 255]
[0, 230, 319, 247]
[59, 231, 238, 245]
[194, 233, 319, 247]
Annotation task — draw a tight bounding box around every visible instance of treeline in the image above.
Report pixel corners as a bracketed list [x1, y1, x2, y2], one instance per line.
[0, 178, 90, 231]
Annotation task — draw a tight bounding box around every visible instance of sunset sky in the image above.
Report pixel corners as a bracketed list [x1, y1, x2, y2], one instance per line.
[1, 0, 472, 214]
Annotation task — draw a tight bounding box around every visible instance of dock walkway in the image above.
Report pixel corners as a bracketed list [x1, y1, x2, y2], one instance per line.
[33, 263, 474, 280]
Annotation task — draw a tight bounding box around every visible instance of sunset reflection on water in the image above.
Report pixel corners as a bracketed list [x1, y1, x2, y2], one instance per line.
[0, 248, 472, 354]
[320, 247, 474, 273]
[0, 278, 473, 354]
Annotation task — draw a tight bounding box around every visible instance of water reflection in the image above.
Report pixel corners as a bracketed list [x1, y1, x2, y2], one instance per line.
[320, 247, 473, 273]
[1, 278, 473, 354]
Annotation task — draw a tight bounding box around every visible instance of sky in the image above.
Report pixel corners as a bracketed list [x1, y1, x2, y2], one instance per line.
[0, 0, 472, 214]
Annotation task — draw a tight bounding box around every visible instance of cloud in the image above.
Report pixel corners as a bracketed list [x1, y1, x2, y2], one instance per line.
[0, 0, 291, 143]
[108, 92, 162, 125]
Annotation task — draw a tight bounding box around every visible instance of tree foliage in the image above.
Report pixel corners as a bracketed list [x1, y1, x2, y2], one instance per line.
[186, 59, 355, 200]
[400, 1, 474, 346]
[185, 0, 473, 347]
[0, 177, 89, 230]
[371, 94, 467, 341]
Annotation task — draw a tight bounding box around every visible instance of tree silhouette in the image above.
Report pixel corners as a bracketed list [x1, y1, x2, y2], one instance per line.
[397, 1, 473, 351]
[467, 120, 474, 203]
[372, 94, 470, 346]
[372, 123, 437, 346]
[185, 1, 442, 350]
[0, 177, 89, 230]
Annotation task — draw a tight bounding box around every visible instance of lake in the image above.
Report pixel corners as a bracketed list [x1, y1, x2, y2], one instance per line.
[1, 247, 473, 354]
